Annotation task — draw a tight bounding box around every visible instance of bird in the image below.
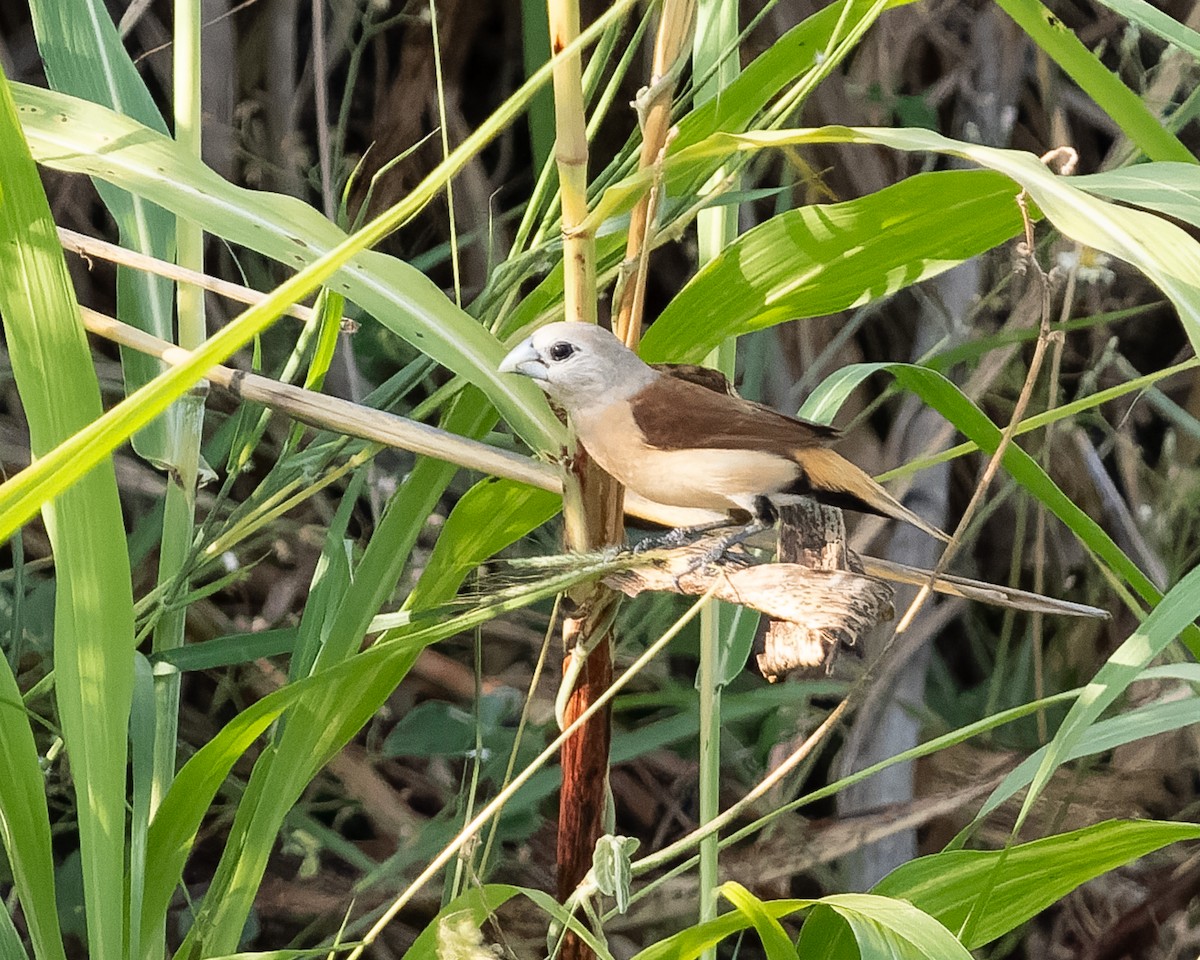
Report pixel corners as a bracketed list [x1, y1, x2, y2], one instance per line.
[499, 321, 949, 544]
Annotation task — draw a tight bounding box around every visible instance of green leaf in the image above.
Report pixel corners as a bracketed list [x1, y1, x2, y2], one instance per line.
[1093, 0, 1200, 59]
[722, 883, 799, 960]
[127, 654, 157, 960]
[669, 127, 1200, 353]
[993, 0, 1195, 163]
[1075, 162, 1200, 228]
[1014, 563, 1200, 835]
[0, 67, 133, 960]
[641, 169, 1025, 362]
[406, 476, 562, 612]
[633, 891, 970, 960]
[804, 820, 1200, 955]
[0, 900, 32, 960]
[0, 656, 66, 960]
[803, 894, 972, 960]
[631, 900, 811, 960]
[150, 629, 299, 672]
[591, 835, 640, 915]
[28, 0, 177, 463]
[710, 601, 759, 689]
[956, 668, 1200, 844]
[14, 82, 559, 453]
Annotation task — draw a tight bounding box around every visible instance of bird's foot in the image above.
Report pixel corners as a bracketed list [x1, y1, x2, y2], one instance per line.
[665, 522, 768, 587]
[695, 520, 771, 566]
[630, 520, 740, 555]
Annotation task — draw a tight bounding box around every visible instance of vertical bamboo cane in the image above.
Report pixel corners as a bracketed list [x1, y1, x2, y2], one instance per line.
[545, 5, 622, 959]
[547, 3, 696, 954]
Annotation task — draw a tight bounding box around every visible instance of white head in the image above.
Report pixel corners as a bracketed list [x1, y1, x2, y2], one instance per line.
[498, 322, 657, 414]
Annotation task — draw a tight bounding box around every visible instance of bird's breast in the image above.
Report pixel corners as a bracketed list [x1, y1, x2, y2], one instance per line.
[571, 401, 801, 513]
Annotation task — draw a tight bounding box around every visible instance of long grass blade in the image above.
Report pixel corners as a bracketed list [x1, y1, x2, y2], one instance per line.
[0, 67, 135, 960]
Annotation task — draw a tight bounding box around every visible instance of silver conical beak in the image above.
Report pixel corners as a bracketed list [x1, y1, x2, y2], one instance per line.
[498, 339, 548, 381]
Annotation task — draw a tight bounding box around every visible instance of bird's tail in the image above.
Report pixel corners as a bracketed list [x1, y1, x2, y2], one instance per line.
[792, 447, 951, 542]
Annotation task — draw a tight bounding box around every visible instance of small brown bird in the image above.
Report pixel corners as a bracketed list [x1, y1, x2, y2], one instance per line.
[499, 322, 948, 542]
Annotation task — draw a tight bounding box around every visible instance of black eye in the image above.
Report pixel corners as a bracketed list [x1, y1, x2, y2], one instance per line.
[548, 341, 575, 362]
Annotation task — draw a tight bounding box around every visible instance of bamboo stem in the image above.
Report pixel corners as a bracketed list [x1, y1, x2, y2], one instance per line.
[545, 3, 622, 956]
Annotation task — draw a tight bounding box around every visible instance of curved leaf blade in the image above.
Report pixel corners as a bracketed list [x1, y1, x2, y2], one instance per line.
[641, 169, 1025, 363]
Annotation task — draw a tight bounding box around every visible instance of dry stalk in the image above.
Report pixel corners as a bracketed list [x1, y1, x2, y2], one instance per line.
[79, 306, 553, 490]
[613, 0, 696, 348]
[60, 227, 339, 328]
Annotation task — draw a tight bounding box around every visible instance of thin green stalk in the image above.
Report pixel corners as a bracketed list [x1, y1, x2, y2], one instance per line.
[141, 3, 204, 958]
[693, 1, 739, 950]
[429, 0, 463, 307]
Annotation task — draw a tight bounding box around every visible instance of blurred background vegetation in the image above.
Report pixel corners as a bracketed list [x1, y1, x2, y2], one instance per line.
[2, 0, 1200, 958]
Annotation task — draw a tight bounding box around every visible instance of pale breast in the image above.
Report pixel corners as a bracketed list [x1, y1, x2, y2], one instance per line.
[571, 400, 801, 513]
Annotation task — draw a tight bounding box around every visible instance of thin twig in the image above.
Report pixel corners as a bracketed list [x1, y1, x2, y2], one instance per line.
[59, 227, 341, 327]
[894, 153, 1072, 636]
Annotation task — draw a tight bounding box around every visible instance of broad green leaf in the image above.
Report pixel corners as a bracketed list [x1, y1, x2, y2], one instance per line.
[631, 899, 810, 960]
[722, 883, 799, 960]
[0, 69, 133, 960]
[993, 0, 1194, 163]
[28, 0, 177, 463]
[662, 127, 1200, 353]
[805, 894, 972, 960]
[802, 820, 1200, 956]
[897, 821, 1200, 947]
[633, 891, 969, 960]
[406, 476, 561, 612]
[1075, 162, 1200, 227]
[640, 170, 1025, 363]
[0, 657, 66, 960]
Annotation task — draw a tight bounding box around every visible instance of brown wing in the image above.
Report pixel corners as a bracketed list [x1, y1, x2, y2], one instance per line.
[652, 362, 741, 397]
[628, 374, 841, 453]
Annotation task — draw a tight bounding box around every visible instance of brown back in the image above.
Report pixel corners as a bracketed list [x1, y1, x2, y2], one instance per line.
[629, 373, 841, 454]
